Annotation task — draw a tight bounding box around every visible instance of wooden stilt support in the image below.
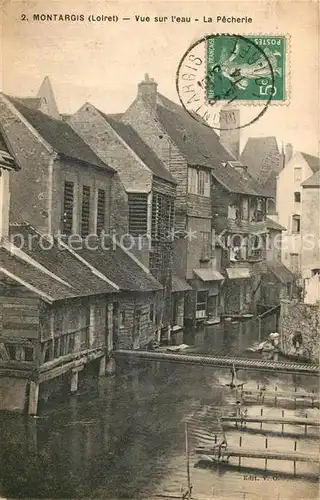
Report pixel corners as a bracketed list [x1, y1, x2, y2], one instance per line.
[305, 413, 308, 435]
[70, 370, 79, 394]
[99, 355, 106, 376]
[106, 356, 116, 375]
[28, 381, 39, 416]
[260, 408, 263, 430]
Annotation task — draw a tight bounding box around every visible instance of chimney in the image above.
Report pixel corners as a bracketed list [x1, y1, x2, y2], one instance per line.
[219, 108, 240, 160]
[285, 143, 293, 164]
[138, 73, 158, 110]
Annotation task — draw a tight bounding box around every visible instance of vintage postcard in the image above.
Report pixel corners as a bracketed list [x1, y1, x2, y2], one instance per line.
[0, 1, 319, 499]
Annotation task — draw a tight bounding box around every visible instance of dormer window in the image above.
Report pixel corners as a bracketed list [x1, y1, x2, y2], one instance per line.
[188, 167, 210, 197]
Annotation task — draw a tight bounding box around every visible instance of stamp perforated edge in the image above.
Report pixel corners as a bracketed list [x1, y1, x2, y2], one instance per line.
[202, 32, 291, 107]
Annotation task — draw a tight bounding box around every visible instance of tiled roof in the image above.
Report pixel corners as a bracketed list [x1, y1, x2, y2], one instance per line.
[72, 238, 162, 292]
[6, 96, 114, 172]
[98, 110, 176, 184]
[226, 220, 268, 234]
[212, 162, 272, 197]
[9, 225, 117, 296]
[300, 153, 320, 174]
[153, 95, 270, 197]
[266, 217, 286, 231]
[0, 247, 77, 302]
[16, 97, 43, 110]
[172, 274, 192, 292]
[0, 132, 19, 170]
[240, 136, 281, 184]
[266, 260, 294, 284]
[155, 102, 232, 167]
[193, 268, 224, 282]
[301, 170, 320, 187]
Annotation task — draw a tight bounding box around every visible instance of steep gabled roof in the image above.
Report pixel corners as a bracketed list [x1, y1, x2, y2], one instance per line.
[266, 217, 286, 231]
[16, 97, 43, 110]
[212, 162, 272, 197]
[300, 153, 320, 174]
[6, 96, 114, 172]
[97, 110, 176, 184]
[301, 169, 320, 187]
[9, 224, 117, 297]
[266, 260, 294, 284]
[240, 136, 281, 186]
[0, 247, 76, 302]
[73, 238, 162, 292]
[155, 101, 232, 168]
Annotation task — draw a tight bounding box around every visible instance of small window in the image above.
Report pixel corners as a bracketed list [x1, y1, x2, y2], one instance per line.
[292, 332, 303, 349]
[81, 185, 91, 238]
[7, 345, 16, 360]
[119, 310, 126, 328]
[200, 232, 211, 260]
[128, 193, 148, 236]
[149, 304, 155, 322]
[294, 192, 301, 203]
[96, 189, 106, 235]
[24, 347, 34, 362]
[241, 197, 249, 221]
[292, 215, 300, 233]
[68, 335, 75, 354]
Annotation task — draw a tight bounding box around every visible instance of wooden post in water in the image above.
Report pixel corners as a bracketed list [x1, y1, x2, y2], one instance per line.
[265, 438, 268, 470]
[281, 410, 284, 434]
[305, 413, 308, 435]
[274, 386, 278, 406]
[260, 408, 263, 430]
[237, 435, 243, 467]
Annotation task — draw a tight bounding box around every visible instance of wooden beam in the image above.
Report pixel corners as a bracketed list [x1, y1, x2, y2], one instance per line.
[39, 347, 105, 372]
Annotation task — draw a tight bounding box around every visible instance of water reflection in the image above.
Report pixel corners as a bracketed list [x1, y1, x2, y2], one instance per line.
[0, 321, 318, 500]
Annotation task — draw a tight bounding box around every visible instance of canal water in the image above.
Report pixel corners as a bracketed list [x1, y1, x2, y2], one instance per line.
[0, 320, 318, 500]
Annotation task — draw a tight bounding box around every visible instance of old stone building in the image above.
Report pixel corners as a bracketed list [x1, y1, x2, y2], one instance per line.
[121, 74, 235, 325]
[257, 218, 295, 308]
[210, 160, 272, 316]
[68, 103, 183, 338]
[0, 92, 163, 415]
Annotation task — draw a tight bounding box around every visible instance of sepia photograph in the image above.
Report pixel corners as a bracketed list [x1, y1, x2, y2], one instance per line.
[0, 1, 319, 499]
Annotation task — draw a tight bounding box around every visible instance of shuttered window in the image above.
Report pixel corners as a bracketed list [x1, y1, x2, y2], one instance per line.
[128, 193, 148, 236]
[96, 189, 106, 235]
[62, 181, 74, 235]
[81, 185, 91, 238]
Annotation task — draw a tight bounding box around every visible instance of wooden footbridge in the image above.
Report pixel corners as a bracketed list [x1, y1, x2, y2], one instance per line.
[115, 349, 320, 376]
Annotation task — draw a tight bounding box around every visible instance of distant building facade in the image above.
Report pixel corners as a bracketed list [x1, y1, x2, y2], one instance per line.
[275, 149, 320, 275]
[122, 74, 234, 325]
[301, 170, 320, 299]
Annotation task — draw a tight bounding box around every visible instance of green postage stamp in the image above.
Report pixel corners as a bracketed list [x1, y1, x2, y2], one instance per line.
[206, 35, 287, 103]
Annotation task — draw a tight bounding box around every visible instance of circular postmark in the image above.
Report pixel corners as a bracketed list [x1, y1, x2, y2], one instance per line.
[176, 34, 277, 131]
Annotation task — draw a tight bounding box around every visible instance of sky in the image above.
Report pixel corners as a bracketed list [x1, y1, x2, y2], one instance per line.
[1, 0, 319, 155]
